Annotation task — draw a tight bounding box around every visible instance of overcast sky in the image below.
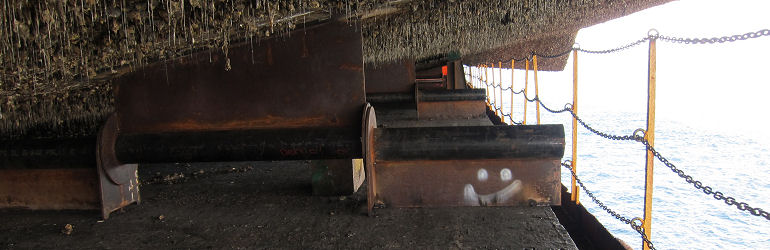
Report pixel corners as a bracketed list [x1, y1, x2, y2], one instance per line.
[526, 0, 770, 139]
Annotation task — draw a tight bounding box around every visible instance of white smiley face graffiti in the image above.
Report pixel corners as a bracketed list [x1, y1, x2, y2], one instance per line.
[464, 168, 522, 206]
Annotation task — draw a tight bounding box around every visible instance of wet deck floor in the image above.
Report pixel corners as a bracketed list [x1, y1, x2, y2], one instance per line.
[0, 161, 576, 249]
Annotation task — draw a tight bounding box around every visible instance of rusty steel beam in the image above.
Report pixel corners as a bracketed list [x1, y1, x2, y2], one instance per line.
[114, 21, 365, 134]
[374, 125, 564, 161]
[115, 128, 361, 163]
[420, 89, 485, 102]
[0, 137, 96, 169]
[366, 89, 485, 104]
[0, 137, 102, 210]
[366, 93, 413, 104]
[0, 169, 100, 210]
[365, 59, 416, 94]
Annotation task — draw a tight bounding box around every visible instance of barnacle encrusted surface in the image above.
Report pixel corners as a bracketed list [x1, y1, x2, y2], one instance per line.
[0, 0, 670, 138]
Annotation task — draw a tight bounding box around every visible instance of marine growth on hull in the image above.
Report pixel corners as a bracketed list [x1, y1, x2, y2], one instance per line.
[0, 0, 668, 138]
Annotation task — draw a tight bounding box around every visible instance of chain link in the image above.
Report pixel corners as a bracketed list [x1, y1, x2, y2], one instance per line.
[562, 161, 656, 250]
[519, 92, 770, 221]
[463, 28, 770, 249]
[576, 37, 650, 54]
[487, 100, 523, 125]
[520, 91, 640, 141]
[640, 140, 770, 221]
[534, 49, 574, 59]
[659, 29, 770, 44]
[471, 28, 770, 68]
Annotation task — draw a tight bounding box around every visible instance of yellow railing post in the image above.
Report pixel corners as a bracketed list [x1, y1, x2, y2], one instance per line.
[484, 64, 489, 106]
[499, 61, 504, 123]
[571, 49, 580, 204]
[524, 59, 529, 125]
[492, 64, 497, 114]
[510, 59, 515, 125]
[642, 32, 657, 250]
[534, 55, 541, 125]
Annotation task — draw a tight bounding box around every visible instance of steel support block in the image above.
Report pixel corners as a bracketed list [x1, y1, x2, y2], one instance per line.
[416, 89, 486, 120]
[365, 124, 564, 214]
[365, 59, 415, 94]
[373, 159, 561, 207]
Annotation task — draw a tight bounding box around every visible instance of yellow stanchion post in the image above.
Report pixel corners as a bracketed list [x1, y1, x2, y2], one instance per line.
[524, 59, 529, 125]
[510, 59, 515, 125]
[534, 55, 541, 125]
[499, 61, 504, 123]
[642, 32, 657, 250]
[492, 64, 498, 117]
[484, 64, 489, 106]
[571, 50, 579, 204]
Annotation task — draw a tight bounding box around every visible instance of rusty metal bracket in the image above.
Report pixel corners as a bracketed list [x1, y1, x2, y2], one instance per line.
[414, 84, 421, 119]
[362, 103, 377, 216]
[97, 114, 140, 219]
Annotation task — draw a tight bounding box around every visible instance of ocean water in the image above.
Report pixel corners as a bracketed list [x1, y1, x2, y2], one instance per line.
[499, 103, 770, 249]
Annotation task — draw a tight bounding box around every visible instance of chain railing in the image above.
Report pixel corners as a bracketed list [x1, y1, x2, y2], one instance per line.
[464, 28, 770, 250]
[562, 160, 656, 250]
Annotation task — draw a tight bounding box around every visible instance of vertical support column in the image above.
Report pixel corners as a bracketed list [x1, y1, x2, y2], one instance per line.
[524, 60, 529, 125]
[485, 65, 490, 106]
[452, 60, 466, 90]
[498, 61, 504, 123]
[571, 50, 580, 204]
[510, 59, 515, 125]
[643, 33, 657, 250]
[491, 64, 497, 116]
[534, 55, 541, 125]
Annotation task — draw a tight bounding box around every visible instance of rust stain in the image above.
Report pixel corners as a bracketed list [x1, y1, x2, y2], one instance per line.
[302, 36, 310, 58]
[121, 116, 338, 134]
[266, 43, 273, 66]
[339, 63, 363, 72]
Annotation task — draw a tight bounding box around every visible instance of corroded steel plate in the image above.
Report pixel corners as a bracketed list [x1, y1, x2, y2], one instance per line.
[114, 21, 365, 133]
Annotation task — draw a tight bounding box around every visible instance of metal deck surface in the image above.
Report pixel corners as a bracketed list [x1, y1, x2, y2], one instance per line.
[1, 161, 576, 249]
